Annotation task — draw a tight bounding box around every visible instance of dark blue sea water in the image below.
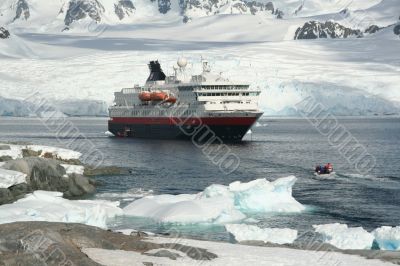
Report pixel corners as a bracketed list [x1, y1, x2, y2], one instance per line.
[1, 117, 399, 242]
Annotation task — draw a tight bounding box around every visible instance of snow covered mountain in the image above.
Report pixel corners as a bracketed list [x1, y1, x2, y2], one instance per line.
[0, 0, 397, 30]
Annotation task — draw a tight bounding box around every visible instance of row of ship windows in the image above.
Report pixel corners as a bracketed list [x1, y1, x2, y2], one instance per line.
[200, 85, 249, 90]
[197, 92, 258, 97]
[112, 110, 197, 116]
[179, 85, 249, 91]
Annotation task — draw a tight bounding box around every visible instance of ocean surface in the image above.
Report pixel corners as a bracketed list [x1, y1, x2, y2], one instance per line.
[1, 117, 399, 242]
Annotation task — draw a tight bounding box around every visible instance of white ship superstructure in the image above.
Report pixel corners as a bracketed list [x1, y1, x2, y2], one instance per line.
[109, 58, 263, 141]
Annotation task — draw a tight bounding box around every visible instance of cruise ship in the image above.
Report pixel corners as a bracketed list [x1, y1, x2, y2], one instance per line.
[108, 58, 263, 141]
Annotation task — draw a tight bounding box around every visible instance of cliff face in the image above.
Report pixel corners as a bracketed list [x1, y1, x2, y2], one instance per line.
[294, 21, 362, 40]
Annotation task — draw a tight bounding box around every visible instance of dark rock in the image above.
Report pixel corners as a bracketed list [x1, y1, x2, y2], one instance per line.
[84, 165, 130, 176]
[0, 222, 218, 265]
[145, 249, 181, 260]
[1, 158, 95, 202]
[0, 27, 10, 39]
[365, 25, 382, 34]
[114, 0, 135, 20]
[0, 188, 13, 205]
[0, 156, 13, 162]
[394, 24, 400, 36]
[8, 183, 31, 199]
[294, 21, 362, 39]
[13, 0, 30, 21]
[0, 145, 10, 150]
[22, 148, 41, 157]
[65, 173, 96, 197]
[64, 0, 105, 26]
[160, 242, 218, 260]
[157, 0, 171, 14]
[275, 8, 283, 19]
[133, 231, 149, 237]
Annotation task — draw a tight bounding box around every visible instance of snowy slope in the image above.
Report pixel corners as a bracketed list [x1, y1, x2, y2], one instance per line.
[0, 0, 399, 116]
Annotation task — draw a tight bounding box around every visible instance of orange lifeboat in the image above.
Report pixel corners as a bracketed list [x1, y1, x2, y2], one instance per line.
[150, 91, 168, 101]
[138, 91, 151, 101]
[166, 96, 177, 103]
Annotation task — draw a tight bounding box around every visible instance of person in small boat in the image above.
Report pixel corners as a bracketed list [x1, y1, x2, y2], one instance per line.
[315, 163, 333, 175]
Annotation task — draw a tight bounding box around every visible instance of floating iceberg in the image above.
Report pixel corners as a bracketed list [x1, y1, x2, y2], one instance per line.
[313, 223, 374, 250]
[228, 176, 305, 213]
[0, 191, 123, 229]
[225, 224, 298, 244]
[373, 226, 400, 251]
[0, 168, 27, 188]
[123, 176, 304, 223]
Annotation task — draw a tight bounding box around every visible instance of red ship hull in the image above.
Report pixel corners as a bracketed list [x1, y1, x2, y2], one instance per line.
[108, 115, 261, 141]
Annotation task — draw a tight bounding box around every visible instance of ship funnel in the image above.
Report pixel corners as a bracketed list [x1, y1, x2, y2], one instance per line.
[147, 61, 166, 82]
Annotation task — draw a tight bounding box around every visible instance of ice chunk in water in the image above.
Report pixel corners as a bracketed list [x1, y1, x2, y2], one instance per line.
[313, 223, 374, 250]
[373, 226, 400, 250]
[225, 224, 298, 244]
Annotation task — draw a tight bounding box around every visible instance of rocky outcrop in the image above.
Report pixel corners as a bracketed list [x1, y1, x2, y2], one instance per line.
[294, 21, 362, 40]
[394, 23, 400, 36]
[64, 0, 105, 26]
[364, 25, 382, 34]
[1, 157, 96, 203]
[0, 27, 10, 39]
[0, 222, 218, 265]
[157, 0, 171, 14]
[114, 0, 135, 20]
[13, 0, 30, 21]
[181, 0, 275, 23]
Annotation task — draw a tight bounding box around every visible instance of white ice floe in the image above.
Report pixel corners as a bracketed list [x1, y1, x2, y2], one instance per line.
[225, 224, 298, 244]
[0, 168, 27, 188]
[61, 164, 85, 175]
[313, 223, 374, 250]
[123, 176, 304, 223]
[373, 226, 400, 251]
[82, 236, 394, 266]
[228, 176, 305, 213]
[0, 191, 123, 229]
[95, 188, 154, 202]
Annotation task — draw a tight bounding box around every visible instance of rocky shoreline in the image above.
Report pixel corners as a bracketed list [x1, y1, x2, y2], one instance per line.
[0, 143, 128, 205]
[0, 221, 399, 266]
[0, 222, 217, 265]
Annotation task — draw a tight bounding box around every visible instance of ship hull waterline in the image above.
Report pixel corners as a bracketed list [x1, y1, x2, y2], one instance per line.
[108, 115, 262, 141]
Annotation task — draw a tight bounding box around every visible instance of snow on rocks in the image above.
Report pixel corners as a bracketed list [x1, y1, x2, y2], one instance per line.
[83, 236, 396, 266]
[61, 164, 85, 175]
[225, 224, 298, 244]
[373, 226, 400, 250]
[123, 176, 304, 223]
[313, 223, 374, 250]
[26, 145, 82, 160]
[0, 144, 23, 160]
[0, 190, 123, 229]
[0, 168, 27, 188]
[0, 143, 82, 161]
